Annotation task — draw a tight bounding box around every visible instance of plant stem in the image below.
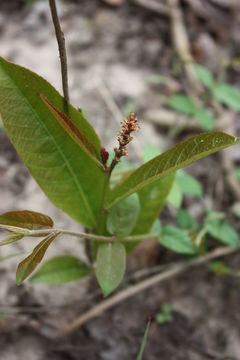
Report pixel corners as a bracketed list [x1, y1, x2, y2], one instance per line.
[61, 245, 238, 337]
[17, 227, 157, 243]
[49, 0, 69, 103]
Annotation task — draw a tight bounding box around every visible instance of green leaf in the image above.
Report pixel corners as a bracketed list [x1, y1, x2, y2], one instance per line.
[0, 234, 24, 246]
[177, 171, 202, 197]
[206, 220, 240, 248]
[194, 109, 215, 131]
[0, 57, 104, 228]
[107, 193, 140, 237]
[133, 174, 175, 235]
[167, 94, 196, 115]
[159, 226, 197, 254]
[16, 232, 60, 285]
[30, 255, 90, 284]
[0, 210, 54, 230]
[193, 64, 214, 88]
[156, 303, 173, 325]
[107, 132, 237, 209]
[213, 83, 240, 111]
[177, 209, 195, 230]
[167, 179, 183, 209]
[96, 242, 126, 297]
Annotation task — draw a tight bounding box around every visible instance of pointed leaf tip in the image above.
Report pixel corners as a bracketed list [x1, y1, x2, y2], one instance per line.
[16, 231, 60, 285]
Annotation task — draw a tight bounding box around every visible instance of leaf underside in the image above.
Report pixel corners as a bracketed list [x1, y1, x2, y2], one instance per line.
[96, 242, 126, 297]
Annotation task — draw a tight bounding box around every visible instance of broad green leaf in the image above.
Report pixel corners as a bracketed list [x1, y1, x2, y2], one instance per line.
[16, 232, 60, 285]
[193, 64, 214, 88]
[0, 234, 24, 246]
[213, 83, 240, 111]
[0, 57, 104, 228]
[0, 210, 54, 230]
[206, 220, 240, 248]
[133, 174, 175, 235]
[167, 179, 183, 209]
[30, 255, 90, 284]
[159, 226, 197, 254]
[195, 109, 215, 131]
[96, 242, 126, 296]
[107, 193, 140, 237]
[177, 171, 202, 197]
[177, 209, 195, 230]
[167, 94, 196, 115]
[137, 321, 151, 360]
[107, 132, 238, 209]
[41, 95, 101, 166]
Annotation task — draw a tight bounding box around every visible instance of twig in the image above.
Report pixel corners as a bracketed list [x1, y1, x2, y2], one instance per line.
[61, 245, 238, 337]
[0, 225, 158, 243]
[167, 0, 203, 94]
[49, 0, 69, 103]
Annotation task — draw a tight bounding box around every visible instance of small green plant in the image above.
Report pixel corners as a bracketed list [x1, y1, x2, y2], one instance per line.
[0, 1, 240, 298]
[167, 63, 240, 131]
[156, 303, 173, 325]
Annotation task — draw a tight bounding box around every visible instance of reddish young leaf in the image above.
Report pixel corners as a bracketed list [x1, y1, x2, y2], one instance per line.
[41, 95, 102, 165]
[16, 231, 60, 285]
[0, 210, 54, 230]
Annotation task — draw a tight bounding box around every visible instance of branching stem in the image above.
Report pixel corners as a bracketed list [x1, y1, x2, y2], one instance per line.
[12, 227, 158, 243]
[49, 0, 69, 103]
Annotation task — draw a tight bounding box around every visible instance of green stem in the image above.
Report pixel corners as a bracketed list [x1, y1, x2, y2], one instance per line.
[96, 171, 111, 234]
[8, 227, 157, 243]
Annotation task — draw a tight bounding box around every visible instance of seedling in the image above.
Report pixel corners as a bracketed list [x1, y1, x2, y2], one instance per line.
[0, 0, 240, 298]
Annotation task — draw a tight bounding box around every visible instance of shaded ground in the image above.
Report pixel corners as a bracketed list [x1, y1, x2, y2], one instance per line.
[0, 0, 240, 359]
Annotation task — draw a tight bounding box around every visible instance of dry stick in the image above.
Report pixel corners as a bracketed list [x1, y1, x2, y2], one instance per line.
[61, 245, 237, 337]
[49, 0, 69, 103]
[167, 0, 203, 94]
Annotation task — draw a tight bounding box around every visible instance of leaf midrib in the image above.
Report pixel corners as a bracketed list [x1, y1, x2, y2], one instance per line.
[1, 66, 96, 226]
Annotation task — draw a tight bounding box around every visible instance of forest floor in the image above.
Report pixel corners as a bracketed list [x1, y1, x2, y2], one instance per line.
[0, 0, 240, 359]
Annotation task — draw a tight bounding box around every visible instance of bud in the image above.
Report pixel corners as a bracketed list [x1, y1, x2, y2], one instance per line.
[101, 147, 109, 166]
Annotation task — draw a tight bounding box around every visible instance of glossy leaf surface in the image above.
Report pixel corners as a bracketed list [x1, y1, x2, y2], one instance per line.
[30, 255, 90, 284]
[107, 132, 238, 209]
[96, 242, 126, 297]
[16, 232, 60, 285]
[0, 57, 104, 228]
[0, 210, 54, 230]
